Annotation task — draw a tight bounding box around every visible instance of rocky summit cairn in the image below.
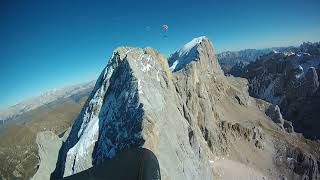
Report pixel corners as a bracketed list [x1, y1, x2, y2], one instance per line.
[48, 37, 319, 180]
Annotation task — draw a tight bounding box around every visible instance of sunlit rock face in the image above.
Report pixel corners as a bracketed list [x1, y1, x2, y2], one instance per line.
[52, 45, 215, 179]
[51, 37, 320, 180]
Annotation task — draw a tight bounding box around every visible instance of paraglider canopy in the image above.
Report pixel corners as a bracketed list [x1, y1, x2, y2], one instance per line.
[162, 24, 168, 31]
[161, 24, 169, 39]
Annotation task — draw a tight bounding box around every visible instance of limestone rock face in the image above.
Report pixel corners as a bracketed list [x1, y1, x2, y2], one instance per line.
[168, 36, 223, 75]
[239, 48, 320, 139]
[52, 46, 214, 180]
[266, 105, 284, 127]
[51, 37, 320, 180]
[255, 99, 294, 133]
[32, 131, 62, 180]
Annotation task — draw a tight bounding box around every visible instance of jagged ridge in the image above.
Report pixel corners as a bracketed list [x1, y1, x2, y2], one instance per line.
[48, 37, 320, 180]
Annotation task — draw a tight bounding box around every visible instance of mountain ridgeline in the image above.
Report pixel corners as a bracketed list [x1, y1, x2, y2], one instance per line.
[233, 42, 320, 140]
[217, 46, 299, 73]
[30, 37, 320, 180]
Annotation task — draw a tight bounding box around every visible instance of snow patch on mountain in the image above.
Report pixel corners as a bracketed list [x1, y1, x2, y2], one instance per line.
[168, 36, 207, 71]
[177, 36, 206, 56]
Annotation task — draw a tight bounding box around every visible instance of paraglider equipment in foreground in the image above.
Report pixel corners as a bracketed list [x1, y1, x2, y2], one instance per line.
[61, 148, 161, 180]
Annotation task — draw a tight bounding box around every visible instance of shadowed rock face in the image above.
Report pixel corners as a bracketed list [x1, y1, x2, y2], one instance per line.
[49, 37, 320, 180]
[239, 48, 320, 139]
[217, 46, 300, 74]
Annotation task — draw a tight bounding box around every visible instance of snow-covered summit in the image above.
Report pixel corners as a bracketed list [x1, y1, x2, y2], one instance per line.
[168, 36, 208, 71]
[176, 36, 207, 56]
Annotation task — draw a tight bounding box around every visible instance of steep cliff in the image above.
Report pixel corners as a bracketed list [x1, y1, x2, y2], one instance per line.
[240, 47, 320, 139]
[48, 37, 320, 180]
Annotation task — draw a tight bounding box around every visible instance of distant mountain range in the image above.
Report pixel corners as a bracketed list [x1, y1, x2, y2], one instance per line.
[234, 41, 320, 139]
[217, 46, 299, 73]
[0, 81, 95, 124]
[0, 81, 95, 179]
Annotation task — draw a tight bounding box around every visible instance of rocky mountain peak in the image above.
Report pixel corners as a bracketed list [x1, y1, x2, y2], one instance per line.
[168, 36, 222, 74]
[51, 45, 215, 179]
[237, 42, 320, 139]
[45, 37, 320, 180]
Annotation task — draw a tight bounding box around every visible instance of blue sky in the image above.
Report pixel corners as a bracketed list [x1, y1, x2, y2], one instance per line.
[1, 0, 320, 109]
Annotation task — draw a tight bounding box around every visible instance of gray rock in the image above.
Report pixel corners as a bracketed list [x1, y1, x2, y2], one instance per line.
[52, 45, 214, 180]
[266, 105, 284, 127]
[239, 47, 320, 139]
[255, 99, 294, 133]
[49, 37, 319, 180]
[283, 120, 294, 133]
[275, 144, 320, 180]
[32, 131, 62, 180]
